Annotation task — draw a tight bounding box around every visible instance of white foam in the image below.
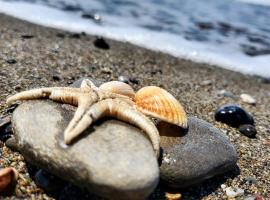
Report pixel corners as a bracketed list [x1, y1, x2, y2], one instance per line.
[237, 0, 270, 6]
[0, 1, 269, 78]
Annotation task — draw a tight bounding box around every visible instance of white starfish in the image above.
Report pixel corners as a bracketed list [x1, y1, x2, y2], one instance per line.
[7, 80, 160, 156]
[7, 79, 188, 158]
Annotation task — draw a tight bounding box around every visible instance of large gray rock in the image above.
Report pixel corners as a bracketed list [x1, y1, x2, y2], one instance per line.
[159, 117, 237, 188]
[10, 100, 159, 200]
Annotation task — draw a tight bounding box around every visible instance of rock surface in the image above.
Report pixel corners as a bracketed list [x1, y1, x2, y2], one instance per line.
[159, 117, 237, 188]
[9, 100, 159, 200]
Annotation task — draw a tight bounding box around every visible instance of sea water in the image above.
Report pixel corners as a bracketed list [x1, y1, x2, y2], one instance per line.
[0, 0, 269, 78]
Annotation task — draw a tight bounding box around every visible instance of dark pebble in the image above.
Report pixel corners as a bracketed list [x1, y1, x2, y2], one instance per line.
[56, 33, 66, 38]
[215, 104, 254, 127]
[239, 124, 257, 138]
[129, 77, 139, 84]
[52, 74, 61, 81]
[6, 59, 17, 64]
[21, 34, 34, 39]
[245, 176, 257, 184]
[34, 169, 66, 193]
[93, 37, 110, 50]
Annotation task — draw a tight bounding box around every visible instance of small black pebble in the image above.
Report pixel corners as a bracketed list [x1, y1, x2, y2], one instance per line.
[21, 34, 34, 39]
[52, 75, 61, 81]
[56, 33, 66, 38]
[129, 78, 139, 84]
[94, 37, 110, 50]
[6, 59, 17, 64]
[215, 104, 254, 127]
[239, 124, 257, 138]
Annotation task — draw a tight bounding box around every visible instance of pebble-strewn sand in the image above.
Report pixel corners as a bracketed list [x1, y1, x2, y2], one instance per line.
[0, 14, 269, 200]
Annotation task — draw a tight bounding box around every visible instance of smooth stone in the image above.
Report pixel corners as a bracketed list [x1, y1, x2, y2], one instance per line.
[225, 187, 244, 198]
[6, 59, 17, 64]
[240, 93, 256, 105]
[218, 89, 235, 99]
[159, 117, 237, 188]
[239, 124, 257, 138]
[245, 176, 257, 185]
[10, 100, 159, 200]
[215, 104, 254, 127]
[94, 37, 110, 50]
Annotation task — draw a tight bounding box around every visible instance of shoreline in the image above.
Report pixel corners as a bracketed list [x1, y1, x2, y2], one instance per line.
[0, 13, 269, 199]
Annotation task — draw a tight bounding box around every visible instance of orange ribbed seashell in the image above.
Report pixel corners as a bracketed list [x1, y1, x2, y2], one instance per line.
[135, 86, 187, 128]
[99, 81, 135, 99]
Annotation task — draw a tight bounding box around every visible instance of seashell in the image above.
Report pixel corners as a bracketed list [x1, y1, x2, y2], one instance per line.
[165, 192, 182, 200]
[134, 86, 187, 128]
[99, 81, 135, 99]
[0, 167, 18, 194]
[240, 93, 256, 105]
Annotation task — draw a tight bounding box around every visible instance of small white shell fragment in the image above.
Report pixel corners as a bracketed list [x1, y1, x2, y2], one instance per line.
[218, 90, 235, 98]
[225, 187, 244, 198]
[221, 184, 226, 189]
[240, 93, 256, 105]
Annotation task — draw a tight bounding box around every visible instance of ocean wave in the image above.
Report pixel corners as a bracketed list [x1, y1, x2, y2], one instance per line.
[0, 0, 269, 78]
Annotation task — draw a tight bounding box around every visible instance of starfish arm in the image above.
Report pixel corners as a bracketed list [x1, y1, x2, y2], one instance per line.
[64, 95, 97, 137]
[6, 87, 89, 106]
[80, 79, 98, 90]
[6, 88, 53, 105]
[64, 99, 160, 157]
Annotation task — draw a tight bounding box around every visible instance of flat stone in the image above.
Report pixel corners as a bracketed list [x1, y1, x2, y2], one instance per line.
[10, 100, 159, 200]
[158, 117, 237, 188]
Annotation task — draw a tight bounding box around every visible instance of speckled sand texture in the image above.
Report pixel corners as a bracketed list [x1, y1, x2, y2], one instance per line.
[0, 14, 269, 199]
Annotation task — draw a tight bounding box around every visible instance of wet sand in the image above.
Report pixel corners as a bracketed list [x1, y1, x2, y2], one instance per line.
[0, 14, 269, 199]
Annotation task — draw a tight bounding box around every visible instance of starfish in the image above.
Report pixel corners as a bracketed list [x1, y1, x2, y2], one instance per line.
[7, 79, 188, 158]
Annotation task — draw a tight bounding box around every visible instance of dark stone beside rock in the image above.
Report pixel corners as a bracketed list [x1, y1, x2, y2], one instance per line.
[159, 117, 237, 188]
[215, 104, 254, 127]
[239, 124, 257, 138]
[94, 37, 110, 50]
[6, 59, 17, 64]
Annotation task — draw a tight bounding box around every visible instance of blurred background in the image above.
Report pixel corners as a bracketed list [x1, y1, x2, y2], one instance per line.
[0, 0, 269, 77]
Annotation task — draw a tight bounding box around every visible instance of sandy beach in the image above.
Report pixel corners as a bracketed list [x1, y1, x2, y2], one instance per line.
[0, 14, 269, 199]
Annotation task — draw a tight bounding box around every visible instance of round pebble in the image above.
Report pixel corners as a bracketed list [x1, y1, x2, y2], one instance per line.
[215, 104, 254, 127]
[240, 93, 256, 105]
[239, 124, 257, 138]
[225, 187, 244, 198]
[93, 37, 110, 49]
